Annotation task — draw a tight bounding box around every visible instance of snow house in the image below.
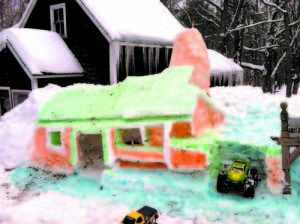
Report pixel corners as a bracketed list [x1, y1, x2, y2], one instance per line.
[30, 29, 225, 174]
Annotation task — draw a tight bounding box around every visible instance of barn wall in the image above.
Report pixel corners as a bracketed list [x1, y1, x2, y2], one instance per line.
[0, 48, 32, 90]
[25, 0, 110, 85]
[37, 76, 85, 88]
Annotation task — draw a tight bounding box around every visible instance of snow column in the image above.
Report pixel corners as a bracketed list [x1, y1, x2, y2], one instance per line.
[169, 28, 210, 93]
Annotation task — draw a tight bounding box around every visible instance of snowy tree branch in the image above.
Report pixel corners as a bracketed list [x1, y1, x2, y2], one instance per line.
[270, 52, 286, 78]
[270, 29, 300, 78]
[198, 4, 220, 23]
[243, 45, 278, 52]
[228, 18, 284, 33]
[260, 0, 287, 14]
[204, 0, 223, 12]
[195, 8, 220, 28]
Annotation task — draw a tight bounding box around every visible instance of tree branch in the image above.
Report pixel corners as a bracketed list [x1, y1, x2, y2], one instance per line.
[271, 52, 286, 78]
[198, 4, 220, 23]
[260, 0, 287, 14]
[195, 8, 220, 28]
[204, 0, 223, 12]
[228, 18, 284, 33]
[243, 45, 278, 52]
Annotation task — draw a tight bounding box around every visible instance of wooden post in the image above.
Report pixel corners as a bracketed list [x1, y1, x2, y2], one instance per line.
[280, 102, 292, 194]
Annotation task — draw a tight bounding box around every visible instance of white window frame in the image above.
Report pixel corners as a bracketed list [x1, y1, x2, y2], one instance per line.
[50, 3, 67, 38]
[0, 87, 12, 117]
[46, 128, 65, 154]
[11, 89, 30, 108]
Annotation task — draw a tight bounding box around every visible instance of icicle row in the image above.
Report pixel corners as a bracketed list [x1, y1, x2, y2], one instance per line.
[143, 47, 147, 74]
[148, 47, 153, 74]
[155, 47, 160, 73]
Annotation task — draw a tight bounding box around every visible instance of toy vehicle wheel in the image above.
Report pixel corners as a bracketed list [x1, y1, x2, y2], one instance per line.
[243, 185, 255, 198]
[216, 174, 227, 193]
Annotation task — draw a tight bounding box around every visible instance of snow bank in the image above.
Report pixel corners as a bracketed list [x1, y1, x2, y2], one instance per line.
[0, 85, 62, 168]
[0, 28, 83, 74]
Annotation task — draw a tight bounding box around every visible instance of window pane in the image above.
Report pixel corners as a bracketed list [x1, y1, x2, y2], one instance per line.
[59, 8, 64, 21]
[60, 23, 65, 36]
[50, 131, 62, 146]
[54, 9, 58, 22]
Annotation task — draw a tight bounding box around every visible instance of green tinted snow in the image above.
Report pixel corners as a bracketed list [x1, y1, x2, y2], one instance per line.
[38, 66, 215, 121]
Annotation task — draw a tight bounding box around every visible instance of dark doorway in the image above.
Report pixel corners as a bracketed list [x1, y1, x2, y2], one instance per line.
[79, 133, 104, 170]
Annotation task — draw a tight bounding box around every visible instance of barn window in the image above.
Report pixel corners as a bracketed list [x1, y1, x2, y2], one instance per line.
[49, 131, 62, 146]
[121, 128, 143, 146]
[12, 90, 30, 108]
[50, 3, 67, 38]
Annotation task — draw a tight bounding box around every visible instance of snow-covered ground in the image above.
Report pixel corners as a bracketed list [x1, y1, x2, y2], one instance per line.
[0, 84, 300, 223]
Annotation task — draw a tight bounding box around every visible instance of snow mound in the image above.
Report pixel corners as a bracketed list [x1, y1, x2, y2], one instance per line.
[0, 84, 62, 168]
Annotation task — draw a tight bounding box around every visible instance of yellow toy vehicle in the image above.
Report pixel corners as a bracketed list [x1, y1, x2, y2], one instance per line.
[120, 206, 159, 224]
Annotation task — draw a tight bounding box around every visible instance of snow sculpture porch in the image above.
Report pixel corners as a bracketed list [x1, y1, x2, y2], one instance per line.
[271, 102, 300, 194]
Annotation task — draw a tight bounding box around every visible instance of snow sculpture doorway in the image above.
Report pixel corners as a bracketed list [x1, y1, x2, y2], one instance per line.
[78, 133, 105, 170]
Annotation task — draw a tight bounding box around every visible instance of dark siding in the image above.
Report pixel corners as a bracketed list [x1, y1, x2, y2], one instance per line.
[37, 76, 85, 88]
[0, 48, 31, 90]
[25, 0, 110, 85]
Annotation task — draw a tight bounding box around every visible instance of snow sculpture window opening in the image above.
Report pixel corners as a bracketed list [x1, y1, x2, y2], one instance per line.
[50, 3, 67, 38]
[49, 131, 62, 147]
[121, 128, 143, 146]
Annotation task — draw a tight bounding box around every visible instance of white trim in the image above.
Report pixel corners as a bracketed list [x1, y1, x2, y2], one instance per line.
[6, 41, 33, 79]
[46, 128, 65, 154]
[116, 156, 165, 163]
[109, 41, 119, 85]
[11, 89, 30, 108]
[163, 122, 173, 169]
[106, 130, 116, 166]
[50, 3, 68, 38]
[0, 87, 13, 112]
[119, 42, 173, 48]
[31, 78, 38, 90]
[75, 0, 112, 42]
[35, 74, 84, 79]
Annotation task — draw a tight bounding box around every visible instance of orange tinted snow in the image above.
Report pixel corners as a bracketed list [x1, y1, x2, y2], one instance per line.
[169, 28, 210, 92]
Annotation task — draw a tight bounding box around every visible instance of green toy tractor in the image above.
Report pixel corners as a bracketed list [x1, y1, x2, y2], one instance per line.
[216, 158, 259, 198]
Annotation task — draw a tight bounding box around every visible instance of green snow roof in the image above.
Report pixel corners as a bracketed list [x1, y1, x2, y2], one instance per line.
[38, 66, 215, 122]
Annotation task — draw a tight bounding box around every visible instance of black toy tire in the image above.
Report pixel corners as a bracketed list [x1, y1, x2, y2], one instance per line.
[217, 174, 227, 193]
[243, 185, 255, 198]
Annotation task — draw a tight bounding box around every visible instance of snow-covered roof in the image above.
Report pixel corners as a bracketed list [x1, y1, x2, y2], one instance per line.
[0, 28, 84, 75]
[19, 0, 186, 45]
[208, 50, 244, 84]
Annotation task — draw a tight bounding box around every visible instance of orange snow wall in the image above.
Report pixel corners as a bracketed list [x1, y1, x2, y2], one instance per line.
[192, 98, 224, 136]
[169, 28, 211, 92]
[31, 127, 73, 171]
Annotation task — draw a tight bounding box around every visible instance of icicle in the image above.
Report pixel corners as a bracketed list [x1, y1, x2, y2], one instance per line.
[131, 46, 135, 75]
[143, 47, 147, 74]
[165, 48, 169, 66]
[118, 45, 124, 81]
[228, 73, 233, 86]
[125, 46, 133, 77]
[148, 47, 153, 74]
[110, 42, 120, 84]
[155, 47, 160, 73]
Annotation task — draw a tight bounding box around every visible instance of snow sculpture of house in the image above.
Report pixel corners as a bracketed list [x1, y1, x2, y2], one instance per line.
[30, 28, 224, 174]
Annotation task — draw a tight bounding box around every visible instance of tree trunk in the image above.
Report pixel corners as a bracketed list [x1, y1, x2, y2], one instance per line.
[219, 0, 229, 55]
[283, 0, 293, 97]
[292, 79, 299, 95]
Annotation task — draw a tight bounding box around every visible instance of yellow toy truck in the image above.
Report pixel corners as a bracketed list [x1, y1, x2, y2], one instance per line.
[120, 205, 159, 224]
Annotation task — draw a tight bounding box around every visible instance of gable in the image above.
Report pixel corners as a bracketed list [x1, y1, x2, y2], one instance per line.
[19, 0, 185, 44]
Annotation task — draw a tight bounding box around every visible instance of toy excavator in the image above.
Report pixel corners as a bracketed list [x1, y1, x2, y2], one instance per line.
[120, 206, 159, 224]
